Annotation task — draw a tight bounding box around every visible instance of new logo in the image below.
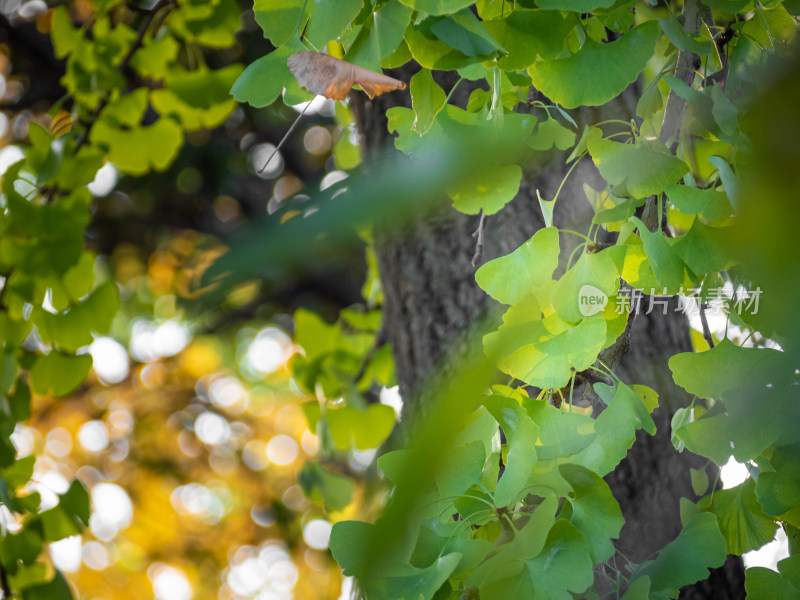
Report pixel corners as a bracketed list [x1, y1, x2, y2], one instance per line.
[578, 285, 608, 317]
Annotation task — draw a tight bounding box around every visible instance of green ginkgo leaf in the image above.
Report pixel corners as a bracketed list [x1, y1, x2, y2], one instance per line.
[630, 217, 687, 292]
[231, 42, 299, 108]
[20, 571, 73, 600]
[33, 280, 120, 352]
[436, 440, 486, 498]
[560, 463, 624, 563]
[466, 495, 558, 588]
[699, 478, 778, 555]
[672, 218, 736, 276]
[411, 519, 493, 575]
[448, 164, 522, 215]
[523, 398, 597, 460]
[346, 1, 413, 69]
[404, 21, 476, 70]
[528, 118, 576, 151]
[90, 118, 184, 176]
[755, 444, 800, 521]
[429, 10, 504, 58]
[589, 137, 690, 199]
[151, 65, 243, 130]
[529, 21, 660, 108]
[306, 0, 362, 48]
[484, 10, 576, 70]
[168, 0, 241, 48]
[410, 68, 446, 135]
[574, 381, 656, 476]
[745, 555, 800, 600]
[498, 314, 607, 389]
[398, 0, 475, 15]
[659, 16, 714, 55]
[665, 184, 733, 221]
[479, 519, 594, 600]
[383, 553, 463, 600]
[298, 462, 355, 511]
[536, 0, 617, 11]
[485, 394, 538, 506]
[327, 404, 396, 451]
[637, 512, 726, 594]
[29, 353, 92, 397]
[254, 0, 308, 46]
[669, 340, 785, 401]
[475, 227, 559, 304]
[550, 248, 619, 323]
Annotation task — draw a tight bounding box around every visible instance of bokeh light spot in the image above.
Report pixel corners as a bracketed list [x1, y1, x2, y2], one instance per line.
[303, 125, 332, 155]
[250, 143, 283, 179]
[302, 519, 332, 550]
[78, 420, 110, 453]
[50, 535, 82, 572]
[195, 412, 231, 446]
[88, 162, 118, 197]
[245, 327, 292, 377]
[90, 483, 133, 541]
[151, 564, 193, 600]
[266, 435, 298, 466]
[90, 337, 130, 384]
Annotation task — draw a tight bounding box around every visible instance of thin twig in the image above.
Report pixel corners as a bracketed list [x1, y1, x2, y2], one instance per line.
[699, 302, 716, 349]
[0, 561, 12, 599]
[73, 97, 108, 153]
[0, 269, 11, 309]
[74, 0, 171, 153]
[471, 210, 486, 267]
[118, 0, 170, 71]
[259, 101, 312, 174]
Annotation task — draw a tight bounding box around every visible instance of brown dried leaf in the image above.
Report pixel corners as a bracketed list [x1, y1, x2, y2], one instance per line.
[287, 50, 406, 101]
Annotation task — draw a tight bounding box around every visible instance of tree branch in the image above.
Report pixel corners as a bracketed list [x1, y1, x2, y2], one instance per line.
[659, 0, 703, 151]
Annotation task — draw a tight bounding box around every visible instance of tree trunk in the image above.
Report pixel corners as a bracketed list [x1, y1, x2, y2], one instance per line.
[349, 66, 745, 599]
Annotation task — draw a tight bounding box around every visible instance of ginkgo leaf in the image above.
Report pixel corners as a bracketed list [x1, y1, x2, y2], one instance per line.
[746, 555, 800, 600]
[529, 21, 660, 108]
[637, 513, 726, 594]
[287, 51, 406, 100]
[479, 519, 594, 600]
[496, 314, 607, 389]
[484, 394, 539, 507]
[699, 479, 778, 555]
[560, 463, 624, 563]
[475, 227, 560, 305]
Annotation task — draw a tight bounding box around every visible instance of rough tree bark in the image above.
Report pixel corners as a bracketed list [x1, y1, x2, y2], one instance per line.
[350, 62, 745, 598]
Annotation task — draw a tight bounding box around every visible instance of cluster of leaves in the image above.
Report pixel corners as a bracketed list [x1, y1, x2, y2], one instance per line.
[0, 0, 245, 597]
[293, 303, 398, 511]
[232, 0, 800, 598]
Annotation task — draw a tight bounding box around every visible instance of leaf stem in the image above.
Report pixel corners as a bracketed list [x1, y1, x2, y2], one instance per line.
[444, 77, 464, 105]
[471, 210, 487, 267]
[559, 229, 592, 242]
[699, 300, 716, 349]
[566, 242, 587, 270]
[0, 561, 12, 599]
[259, 101, 312, 174]
[754, 2, 777, 52]
[551, 154, 584, 205]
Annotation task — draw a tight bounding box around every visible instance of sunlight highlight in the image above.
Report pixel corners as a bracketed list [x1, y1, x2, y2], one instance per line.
[720, 457, 750, 489]
[90, 337, 130, 384]
[90, 483, 133, 541]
